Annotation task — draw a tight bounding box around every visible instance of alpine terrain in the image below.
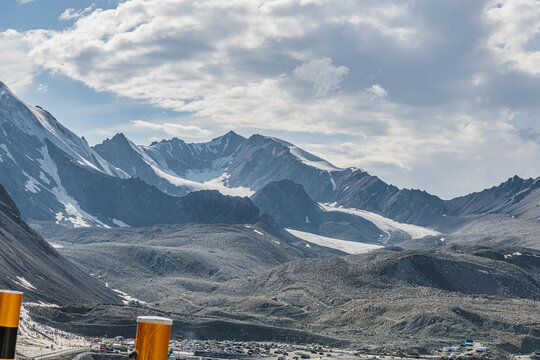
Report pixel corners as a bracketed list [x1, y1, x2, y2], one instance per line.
[0, 81, 538, 357]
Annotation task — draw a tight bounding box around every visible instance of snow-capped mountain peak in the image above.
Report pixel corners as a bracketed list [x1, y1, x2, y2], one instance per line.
[0, 81, 128, 225]
[94, 130, 253, 197]
[0, 82, 126, 178]
[94, 130, 347, 201]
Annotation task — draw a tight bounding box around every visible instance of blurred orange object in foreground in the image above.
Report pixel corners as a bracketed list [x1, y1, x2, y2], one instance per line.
[0, 290, 23, 360]
[135, 316, 173, 360]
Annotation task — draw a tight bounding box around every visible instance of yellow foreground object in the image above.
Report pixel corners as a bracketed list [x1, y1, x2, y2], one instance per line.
[0, 290, 23, 360]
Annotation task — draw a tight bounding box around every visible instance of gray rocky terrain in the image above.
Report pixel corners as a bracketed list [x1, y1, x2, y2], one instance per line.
[32, 220, 342, 306]
[0, 184, 120, 305]
[33, 220, 540, 355]
[210, 246, 540, 354]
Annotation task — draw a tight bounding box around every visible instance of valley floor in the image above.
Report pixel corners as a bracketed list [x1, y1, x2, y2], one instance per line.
[16, 326, 509, 360]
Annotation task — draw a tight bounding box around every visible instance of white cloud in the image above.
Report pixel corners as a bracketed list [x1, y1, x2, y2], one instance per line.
[132, 120, 212, 138]
[23, 0, 413, 111]
[59, 4, 96, 20]
[11, 0, 540, 197]
[366, 84, 388, 99]
[17, 0, 34, 4]
[485, 0, 540, 76]
[302, 112, 486, 170]
[25, 0, 309, 110]
[179, 77, 372, 135]
[36, 83, 48, 92]
[293, 58, 349, 96]
[327, 3, 417, 45]
[0, 30, 37, 92]
[301, 113, 540, 197]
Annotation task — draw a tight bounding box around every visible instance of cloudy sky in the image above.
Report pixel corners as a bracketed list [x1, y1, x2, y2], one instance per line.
[1, 0, 539, 199]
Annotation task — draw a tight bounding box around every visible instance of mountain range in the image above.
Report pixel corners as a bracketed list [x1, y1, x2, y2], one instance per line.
[93, 130, 540, 228]
[1, 81, 538, 249]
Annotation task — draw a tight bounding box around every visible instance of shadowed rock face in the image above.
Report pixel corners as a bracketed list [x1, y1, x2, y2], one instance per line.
[251, 179, 325, 232]
[0, 184, 121, 305]
[331, 169, 448, 225]
[370, 250, 540, 299]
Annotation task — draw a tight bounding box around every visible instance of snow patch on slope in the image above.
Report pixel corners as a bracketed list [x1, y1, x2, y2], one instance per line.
[286, 228, 382, 254]
[322, 204, 439, 239]
[0, 83, 127, 179]
[328, 171, 337, 191]
[23, 172, 41, 193]
[128, 137, 253, 197]
[37, 146, 107, 227]
[104, 282, 147, 305]
[203, 173, 254, 197]
[112, 218, 131, 228]
[112, 288, 147, 305]
[0, 144, 15, 162]
[28, 105, 124, 177]
[151, 165, 254, 197]
[288, 145, 341, 171]
[184, 156, 233, 182]
[15, 276, 36, 290]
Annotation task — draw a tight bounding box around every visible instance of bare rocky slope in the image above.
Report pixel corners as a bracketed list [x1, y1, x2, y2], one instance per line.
[0, 184, 121, 305]
[33, 222, 540, 355]
[213, 246, 540, 353]
[32, 220, 342, 307]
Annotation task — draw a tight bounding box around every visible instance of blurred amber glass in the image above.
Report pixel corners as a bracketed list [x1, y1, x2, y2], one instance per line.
[135, 316, 172, 360]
